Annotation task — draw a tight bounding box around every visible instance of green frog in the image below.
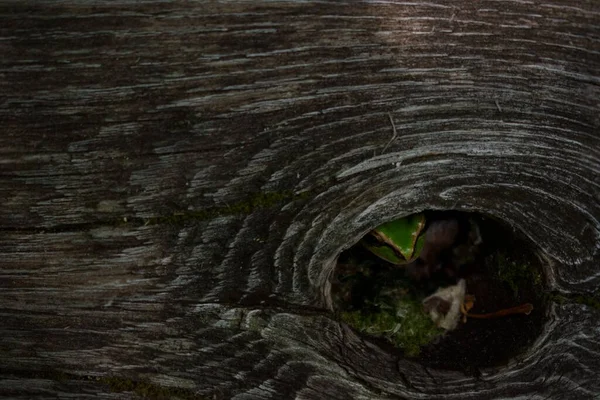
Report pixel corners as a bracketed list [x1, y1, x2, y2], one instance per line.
[361, 213, 427, 265]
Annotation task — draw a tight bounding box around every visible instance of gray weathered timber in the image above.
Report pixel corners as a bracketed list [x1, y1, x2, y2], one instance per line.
[1, 0, 599, 398]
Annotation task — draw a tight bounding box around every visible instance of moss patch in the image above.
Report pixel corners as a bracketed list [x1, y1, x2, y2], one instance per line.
[142, 189, 313, 226]
[0, 369, 207, 399]
[341, 295, 442, 357]
[490, 252, 543, 297]
[100, 376, 203, 400]
[547, 292, 600, 311]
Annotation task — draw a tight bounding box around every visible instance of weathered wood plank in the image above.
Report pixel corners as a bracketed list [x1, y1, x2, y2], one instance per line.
[1, 0, 599, 398]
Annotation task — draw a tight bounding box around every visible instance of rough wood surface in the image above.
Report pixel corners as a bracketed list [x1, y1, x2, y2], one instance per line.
[1, 0, 599, 398]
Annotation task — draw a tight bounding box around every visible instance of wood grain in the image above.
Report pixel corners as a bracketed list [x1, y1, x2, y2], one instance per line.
[1, 0, 599, 398]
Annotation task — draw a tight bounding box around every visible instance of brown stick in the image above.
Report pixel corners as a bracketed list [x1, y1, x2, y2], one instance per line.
[466, 303, 534, 319]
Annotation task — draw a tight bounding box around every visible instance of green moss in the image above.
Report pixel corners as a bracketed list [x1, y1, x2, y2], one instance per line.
[547, 292, 600, 311]
[52, 370, 71, 383]
[101, 376, 136, 391]
[341, 295, 442, 357]
[6, 370, 206, 400]
[100, 376, 204, 400]
[141, 189, 313, 226]
[572, 295, 600, 309]
[491, 252, 543, 296]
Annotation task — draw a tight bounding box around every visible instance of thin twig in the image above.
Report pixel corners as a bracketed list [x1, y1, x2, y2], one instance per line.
[495, 100, 502, 112]
[382, 112, 398, 154]
[466, 303, 533, 319]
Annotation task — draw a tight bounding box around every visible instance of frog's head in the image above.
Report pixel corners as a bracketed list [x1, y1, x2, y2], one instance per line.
[361, 213, 426, 265]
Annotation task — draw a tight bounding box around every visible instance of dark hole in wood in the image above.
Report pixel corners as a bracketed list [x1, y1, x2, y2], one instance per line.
[331, 211, 547, 371]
